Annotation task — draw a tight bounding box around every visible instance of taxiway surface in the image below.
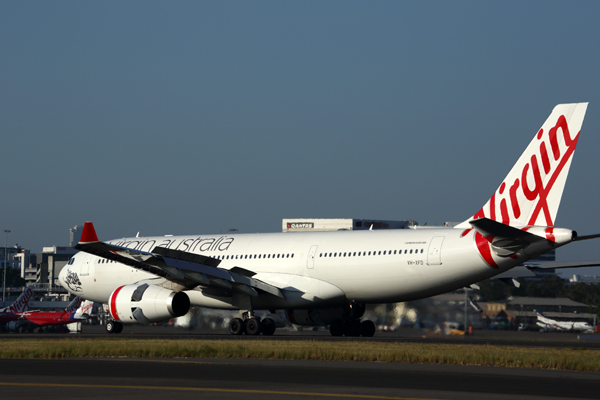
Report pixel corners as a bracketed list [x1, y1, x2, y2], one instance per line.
[1, 357, 599, 400]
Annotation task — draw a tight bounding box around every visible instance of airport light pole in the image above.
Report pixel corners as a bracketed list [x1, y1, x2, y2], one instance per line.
[3, 230, 10, 303]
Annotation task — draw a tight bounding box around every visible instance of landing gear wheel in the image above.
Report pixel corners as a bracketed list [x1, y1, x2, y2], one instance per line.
[361, 320, 376, 337]
[105, 320, 116, 334]
[229, 318, 245, 335]
[114, 322, 124, 333]
[329, 321, 344, 336]
[261, 318, 276, 336]
[245, 318, 262, 335]
[344, 320, 362, 337]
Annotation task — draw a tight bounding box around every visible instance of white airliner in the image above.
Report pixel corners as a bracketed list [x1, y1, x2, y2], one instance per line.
[59, 103, 598, 336]
[536, 310, 594, 333]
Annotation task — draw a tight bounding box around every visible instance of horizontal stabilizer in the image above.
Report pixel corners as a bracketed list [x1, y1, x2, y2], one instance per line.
[469, 218, 536, 241]
[469, 218, 537, 257]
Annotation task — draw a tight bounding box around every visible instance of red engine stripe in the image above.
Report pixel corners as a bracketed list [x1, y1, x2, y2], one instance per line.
[109, 286, 125, 321]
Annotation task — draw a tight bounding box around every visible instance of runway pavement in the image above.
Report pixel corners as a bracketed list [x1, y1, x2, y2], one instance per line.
[2, 326, 600, 399]
[0, 357, 599, 400]
[6, 324, 600, 349]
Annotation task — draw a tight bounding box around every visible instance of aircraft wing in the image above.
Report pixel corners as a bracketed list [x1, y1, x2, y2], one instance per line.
[75, 223, 285, 299]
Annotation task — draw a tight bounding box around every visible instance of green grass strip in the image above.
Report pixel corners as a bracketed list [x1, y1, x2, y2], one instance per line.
[0, 338, 598, 371]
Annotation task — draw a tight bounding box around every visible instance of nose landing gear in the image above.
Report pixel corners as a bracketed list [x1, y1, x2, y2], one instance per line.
[105, 319, 124, 334]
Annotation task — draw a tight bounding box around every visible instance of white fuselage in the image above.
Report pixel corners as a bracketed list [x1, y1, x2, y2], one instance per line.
[537, 315, 594, 332]
[61, 227, 544, 310]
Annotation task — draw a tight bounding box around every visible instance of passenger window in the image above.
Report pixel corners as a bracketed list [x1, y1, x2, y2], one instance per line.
[378, 251, 381, 255]
[410, 249, 413, 254]
[421, 249, 424, 254]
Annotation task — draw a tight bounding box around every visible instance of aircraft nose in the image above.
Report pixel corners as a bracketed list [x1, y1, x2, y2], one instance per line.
[58, 264, 69, 289]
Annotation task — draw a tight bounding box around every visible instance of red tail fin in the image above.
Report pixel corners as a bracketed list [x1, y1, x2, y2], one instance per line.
[80, 222, 99, 243]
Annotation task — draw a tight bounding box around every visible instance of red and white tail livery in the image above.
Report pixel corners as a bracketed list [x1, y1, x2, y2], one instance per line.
[458, 103, 588, 228]
[59, 103, 596, 337]
[1, 286, 34, 313]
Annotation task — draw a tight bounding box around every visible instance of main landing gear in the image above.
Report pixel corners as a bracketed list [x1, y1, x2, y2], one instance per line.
[329, 319, 375, 337]
[229, 312, 276, 336]
[329, 302, 376, 337]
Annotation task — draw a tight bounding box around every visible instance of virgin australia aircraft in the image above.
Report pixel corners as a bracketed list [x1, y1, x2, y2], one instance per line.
[59, 103, 597, 336]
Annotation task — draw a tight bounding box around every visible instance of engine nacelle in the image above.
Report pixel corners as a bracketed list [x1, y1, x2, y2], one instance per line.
[108, 284, 190, 325]
[6, 320, 22, 332]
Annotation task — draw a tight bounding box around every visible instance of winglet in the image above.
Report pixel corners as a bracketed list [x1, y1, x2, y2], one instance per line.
[79, 222, 99, 243]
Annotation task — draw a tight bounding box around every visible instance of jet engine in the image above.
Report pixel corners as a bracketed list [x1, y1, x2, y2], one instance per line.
[107, 284, 190, 325]
[6, 320, 25, 333]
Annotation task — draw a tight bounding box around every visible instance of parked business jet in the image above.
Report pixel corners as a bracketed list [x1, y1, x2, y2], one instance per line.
[59, 103, 597, 336]
[535, 310, 594, 333]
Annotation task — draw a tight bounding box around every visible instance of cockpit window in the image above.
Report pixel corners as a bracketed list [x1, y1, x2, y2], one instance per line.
[68, 258, 75, 265]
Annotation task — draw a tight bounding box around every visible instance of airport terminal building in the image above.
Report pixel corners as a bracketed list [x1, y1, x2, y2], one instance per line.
[282, 218, 417, 232]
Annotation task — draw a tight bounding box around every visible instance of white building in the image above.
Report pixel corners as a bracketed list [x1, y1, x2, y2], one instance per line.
[282, 218, 417, 232]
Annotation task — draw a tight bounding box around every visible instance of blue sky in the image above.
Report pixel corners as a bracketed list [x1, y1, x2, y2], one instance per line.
[2, 1, 600, 277]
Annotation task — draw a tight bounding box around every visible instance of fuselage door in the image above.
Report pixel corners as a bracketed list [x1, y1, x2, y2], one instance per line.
[307, 245, 318, 269]
[80, 254, 92, 276]
[427, 236, 444, 265]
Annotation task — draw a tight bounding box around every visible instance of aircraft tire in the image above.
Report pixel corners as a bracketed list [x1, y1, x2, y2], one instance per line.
[361, 320, 376, 337]
[245, 318, 262, 335]
[329, 321, 344, 336]
[114, 322, 124, 333]
[261, 318, 276, 336]
[229, 318, 245, 335]
[344, 320, 362, 337]
[105, 320, 116, 334]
